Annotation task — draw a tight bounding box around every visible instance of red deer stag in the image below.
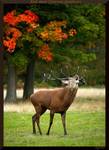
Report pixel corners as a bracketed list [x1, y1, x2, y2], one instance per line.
[30, 74, 85, 135]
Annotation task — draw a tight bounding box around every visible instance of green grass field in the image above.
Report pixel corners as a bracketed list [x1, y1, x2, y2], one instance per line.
[4, 110, 105, 146]
[4, 89, 105, 147]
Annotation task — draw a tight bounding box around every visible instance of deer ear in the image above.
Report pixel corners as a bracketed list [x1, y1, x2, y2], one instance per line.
[61, 80, 69, 85]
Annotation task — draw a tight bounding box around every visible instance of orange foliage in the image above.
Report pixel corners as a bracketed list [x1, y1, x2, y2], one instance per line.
[3, 10, 39, 26]
[69, 28, 77, 36]
[47, 20, 67, 29]
[3, 39, 16, 53]
[3, 10, 19, 26]
[6, 27, 22, 40]
[37, 44, 53, 62]
[3, 10, 77, 62]
[3, 27, 22, 52]
[40, 21, 69, 42]
[3, 10, 39, 53]
[40, 31, 49, 41]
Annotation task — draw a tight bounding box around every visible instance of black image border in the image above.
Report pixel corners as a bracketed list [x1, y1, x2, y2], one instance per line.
[0, 0, 109, 149]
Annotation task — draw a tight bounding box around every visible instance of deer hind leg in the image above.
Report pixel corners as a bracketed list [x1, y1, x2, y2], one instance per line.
[46, 111, 54, 135]
[32, 114, 37, 134]
[61, 112, 67, 135]
[32, 105, 47, 135]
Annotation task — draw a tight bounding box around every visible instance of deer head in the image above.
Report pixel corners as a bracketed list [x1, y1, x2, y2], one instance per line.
[42, 69, 86, 87]
[61, 74, 85, 88]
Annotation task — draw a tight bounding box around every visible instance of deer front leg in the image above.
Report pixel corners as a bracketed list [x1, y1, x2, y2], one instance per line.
[46, 111, 54, 135]
[32, 114, 36, 134]
[61, 112, 67, 135]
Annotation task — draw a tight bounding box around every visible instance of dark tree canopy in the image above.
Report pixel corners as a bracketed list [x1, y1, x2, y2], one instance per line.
[4, 4, 105, 95]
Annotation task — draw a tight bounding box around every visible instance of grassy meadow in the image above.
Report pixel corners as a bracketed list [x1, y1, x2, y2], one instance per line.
[4, 88, 105, 147]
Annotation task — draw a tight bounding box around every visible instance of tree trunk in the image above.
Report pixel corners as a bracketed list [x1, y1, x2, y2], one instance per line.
[5, 62, 16, 102]
[23, 60, 36, 100]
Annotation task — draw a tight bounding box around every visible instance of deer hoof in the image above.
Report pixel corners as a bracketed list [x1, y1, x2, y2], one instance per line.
[33, 132, 36, 134]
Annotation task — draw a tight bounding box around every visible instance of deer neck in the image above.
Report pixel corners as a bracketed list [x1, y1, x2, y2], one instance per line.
[63, 87, 78, 106]
[66, 83, 78, 91]
[67, 86, 78, 98]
